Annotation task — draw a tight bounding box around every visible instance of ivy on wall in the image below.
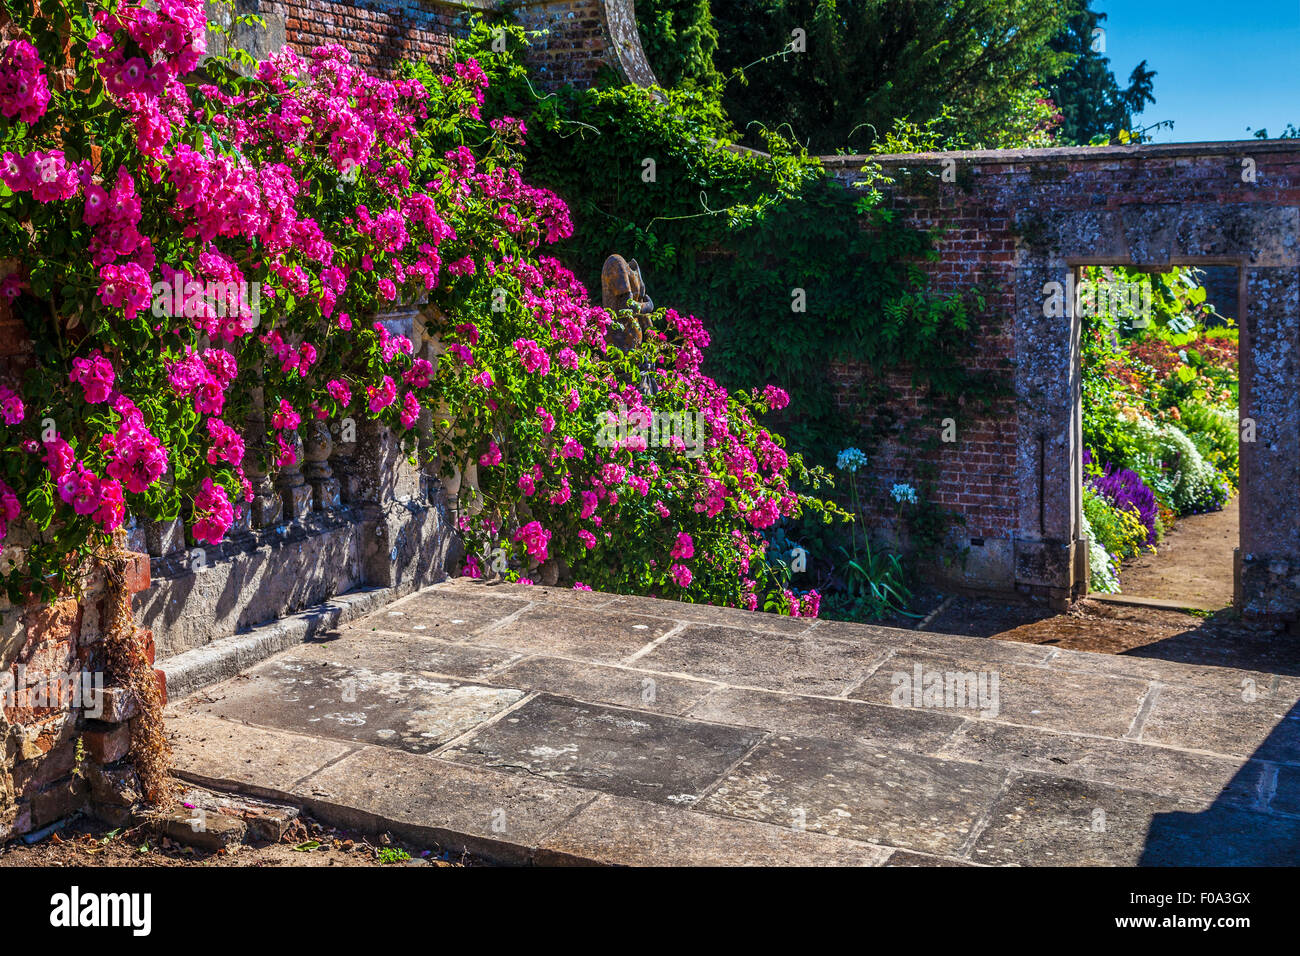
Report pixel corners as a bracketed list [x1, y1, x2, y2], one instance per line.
[472, 23, 1003, 466]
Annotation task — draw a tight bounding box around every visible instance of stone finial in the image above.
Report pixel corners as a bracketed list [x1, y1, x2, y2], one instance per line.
[602, 254, 655, 352]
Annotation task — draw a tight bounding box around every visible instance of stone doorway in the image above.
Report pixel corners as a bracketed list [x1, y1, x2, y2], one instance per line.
[1071, 263, 1243, 610]
[1015, 202, 1298, 617]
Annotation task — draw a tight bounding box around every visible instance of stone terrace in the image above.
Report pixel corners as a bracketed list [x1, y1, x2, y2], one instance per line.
[165, 580, 1300, 865]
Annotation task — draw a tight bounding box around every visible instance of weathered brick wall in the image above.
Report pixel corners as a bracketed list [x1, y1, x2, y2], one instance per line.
[266, 0, 468, 75]
[213, 0, 656, 89]
[820, 142, 1300, 606]
[1, 556, 159, 840]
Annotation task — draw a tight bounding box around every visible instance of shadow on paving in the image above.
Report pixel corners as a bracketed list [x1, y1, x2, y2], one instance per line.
[1141, 698, 1300, 865]
[926, 596, 1300, 678]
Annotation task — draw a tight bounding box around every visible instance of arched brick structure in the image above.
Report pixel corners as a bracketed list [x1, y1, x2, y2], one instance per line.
[822, 142, 1300, 619]
[206, 0, 658, 88]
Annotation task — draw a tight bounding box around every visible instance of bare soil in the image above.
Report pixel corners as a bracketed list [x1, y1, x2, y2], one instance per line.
[926, 595, 1300, 675]
[0, 780, 478, 868]
[1116, 497, 1238, 609]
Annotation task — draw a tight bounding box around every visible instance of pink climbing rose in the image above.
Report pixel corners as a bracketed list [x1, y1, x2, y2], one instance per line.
[69, 350, 115, 404]
[192, 477, 234, 545]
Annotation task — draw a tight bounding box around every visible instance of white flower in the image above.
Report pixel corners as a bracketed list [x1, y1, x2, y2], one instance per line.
[836, 447, 868, 473]
[889, 482, 918, 505]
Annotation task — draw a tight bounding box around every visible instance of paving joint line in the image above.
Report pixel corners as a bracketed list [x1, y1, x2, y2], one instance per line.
[689, 731, 775, 807]
[956, 768, 1021, 861]
[621, 621, 688, 664]
[429, 690, 542, 758]
[1123, 680, 1163, 740]
[471, 601, 538, 637]
[837, 647, 897, 699]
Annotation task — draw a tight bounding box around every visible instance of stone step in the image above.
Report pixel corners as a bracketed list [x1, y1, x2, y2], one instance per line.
[157, 587, 397, 701]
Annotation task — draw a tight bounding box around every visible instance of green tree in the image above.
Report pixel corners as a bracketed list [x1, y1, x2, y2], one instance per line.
[1046, 3, 1158, 144]
[709, 0, 1075, 153]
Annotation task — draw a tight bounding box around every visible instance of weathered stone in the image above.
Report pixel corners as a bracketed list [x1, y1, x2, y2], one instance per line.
[1138, 684, 1300, 762]
[700, 735, 1008, 857]
[468, 604, 677, 662]
[248, 807, 298, 842]
[12, 742, 77, 798]
[85, 763, 142, 807]
[31, 777, 87, 827]
[634, 625, 884, 696]
[442, 694, 763, 806]
[159, 808, 247, 850]
[970, 772, 1238, 866]
[82, 721, 132, 765]
[536, 793, 893, 867]
[297, 743, 596, 865]
[602, 593, 813, 634]
[88, 686, 137, 724]
[685, 686, 963, 751]
[366, 588, 530, 640]
[490, 656, 717, 715]
[938, 720, 1260, 805]
[178, 655, 524, 753]
[166, 713, 356, 794]
[850, 651, 1151, 738]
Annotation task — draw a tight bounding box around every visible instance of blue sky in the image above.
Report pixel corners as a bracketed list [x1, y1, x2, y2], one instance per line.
[1095, 0, 1300, 142]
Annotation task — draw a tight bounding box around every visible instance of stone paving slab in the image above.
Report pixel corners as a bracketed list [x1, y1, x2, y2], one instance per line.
[434, 577, 619, 610]
[178, 653, 526, 753]
[935, 721, 1263, 806]
[488, 655, 718, 715]
[297, 743, 597, 864]
[970, 772, 1193, 866]
[439, 694, 764, 806]
[167, 713, 356, 796]
[368, 588, 530, 639]
[810, 618, 1057, 665]
[850, 652, 1152, 739]
[534, 793, 894, 866]
[602, 594, 816, 635]
[633, 624, 885, 695]
[698, 735, 1010, 856]
[684, 686, 963, 751]
[468, 604, 679, 661]
[163, 579, 1300, 865]
[1138, 685, 1300, 763]
[304, 629, 524, 682]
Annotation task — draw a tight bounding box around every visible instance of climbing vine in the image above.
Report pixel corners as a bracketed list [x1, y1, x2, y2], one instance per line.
[465, 23, 1002, 466]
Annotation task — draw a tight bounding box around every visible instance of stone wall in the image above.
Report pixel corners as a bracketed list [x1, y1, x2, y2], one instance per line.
[134, 306, 457, 660]
[820, 141, 1300, 614]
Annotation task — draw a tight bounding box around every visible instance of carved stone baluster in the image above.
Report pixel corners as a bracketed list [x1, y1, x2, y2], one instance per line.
[276, 429, 312, 522]
[244, 375, 283, 529]
[302, 418, 340, 510]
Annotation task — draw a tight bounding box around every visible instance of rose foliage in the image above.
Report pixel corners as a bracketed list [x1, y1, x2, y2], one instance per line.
[0, 2, 836, 614]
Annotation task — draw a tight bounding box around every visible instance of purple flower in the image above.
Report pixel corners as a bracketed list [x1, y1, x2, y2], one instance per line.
[1086, 447, 1159, 546]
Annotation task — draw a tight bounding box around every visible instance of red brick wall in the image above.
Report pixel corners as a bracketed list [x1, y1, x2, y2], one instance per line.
[269, 0, 465, 76]
[265, 0, 623, 89]
[2, 555, 158, 839]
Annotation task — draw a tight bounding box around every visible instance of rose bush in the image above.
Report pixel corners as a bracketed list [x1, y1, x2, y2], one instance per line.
[0, 3, 834, 614]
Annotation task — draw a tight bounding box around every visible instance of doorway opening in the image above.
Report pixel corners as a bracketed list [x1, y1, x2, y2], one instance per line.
[1076, 263, 1241, 611]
